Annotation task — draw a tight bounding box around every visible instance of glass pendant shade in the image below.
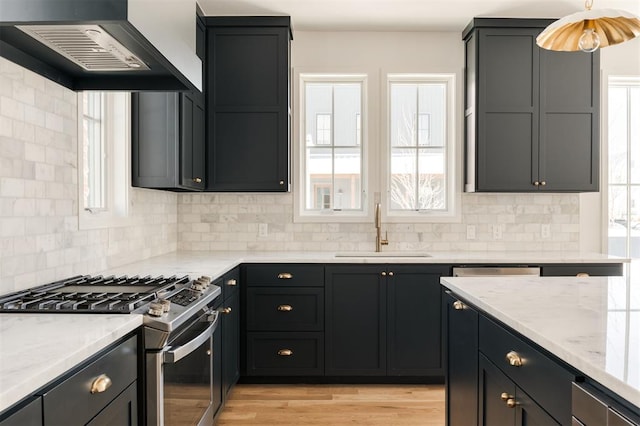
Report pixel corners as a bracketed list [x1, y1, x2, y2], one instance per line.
[536, 3, 640, 52]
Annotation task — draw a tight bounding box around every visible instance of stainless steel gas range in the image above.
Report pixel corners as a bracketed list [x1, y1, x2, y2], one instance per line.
[0, 274, 222, 426]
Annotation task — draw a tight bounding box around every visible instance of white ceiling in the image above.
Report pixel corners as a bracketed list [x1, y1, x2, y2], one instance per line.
[198, 0, 640, 32]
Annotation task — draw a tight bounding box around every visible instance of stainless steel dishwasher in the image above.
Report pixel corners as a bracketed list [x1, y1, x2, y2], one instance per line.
[452, 266, 541, 277]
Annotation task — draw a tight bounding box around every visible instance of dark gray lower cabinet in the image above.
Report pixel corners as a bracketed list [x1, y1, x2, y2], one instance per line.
[86, 383, 138, 426]
[444, 291, 479, 426]
[222, 289, 240, 395]
[0, 397, 42, 426]
[479, 354, 558, 426]
[572, 382, 640, 426]
[325, 264, 449, 377]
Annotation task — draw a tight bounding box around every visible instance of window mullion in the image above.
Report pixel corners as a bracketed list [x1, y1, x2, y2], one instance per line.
[415, 92, 420, 211]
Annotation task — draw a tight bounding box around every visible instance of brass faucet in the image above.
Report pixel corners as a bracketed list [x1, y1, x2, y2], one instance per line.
[374, 203, 389, 252]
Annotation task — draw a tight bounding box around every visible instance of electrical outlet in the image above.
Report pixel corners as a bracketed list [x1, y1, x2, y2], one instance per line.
[259, 223, 268, 237]
[541, 224, 551, 239]
[466, 225, 476, 240]
[492, 224, 503, 240]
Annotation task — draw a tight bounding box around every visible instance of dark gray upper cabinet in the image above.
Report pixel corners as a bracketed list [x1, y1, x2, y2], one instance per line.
[205, 17, 292, 192]
[131, 91, 206, 191]
[131, 17, 206, 191]
[463, 18, 599, 193]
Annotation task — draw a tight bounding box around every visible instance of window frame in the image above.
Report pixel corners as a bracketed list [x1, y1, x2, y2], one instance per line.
[294, 73, 370, 223]
[77, 91, 132, 230]
[383, 73, 458, 222]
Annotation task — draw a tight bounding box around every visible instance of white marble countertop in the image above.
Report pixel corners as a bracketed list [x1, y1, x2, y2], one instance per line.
[0, 314, 142, 412]
[440, 275, 640, 409]
[0, 250, 627, 414]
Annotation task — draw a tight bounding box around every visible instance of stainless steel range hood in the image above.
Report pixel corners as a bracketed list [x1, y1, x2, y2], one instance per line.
[0, 0, 202, 92]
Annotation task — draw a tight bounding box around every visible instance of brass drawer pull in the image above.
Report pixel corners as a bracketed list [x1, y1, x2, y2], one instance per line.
[192, 177, 202, 183]
[277, 304, 293, 312]
[277, 349, 293, 356]
[220, 307, 232, 314]
[227, 278, 238, 286]
[453, 300, 465, 310]
[506, 398, 517, 408]
[388, 271, 394, 276]
[381, 272, 386, 276]
[277, 273, 293, 279]
[90, 374, 112, 394]
[506, 351, 523, 367]
[576, 272, 589, 277]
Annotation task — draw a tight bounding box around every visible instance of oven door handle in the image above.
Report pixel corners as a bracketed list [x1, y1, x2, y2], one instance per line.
[163, 311, 219, 364]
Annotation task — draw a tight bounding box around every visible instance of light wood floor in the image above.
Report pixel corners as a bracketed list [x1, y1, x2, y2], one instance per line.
[216, 384, 445, 425]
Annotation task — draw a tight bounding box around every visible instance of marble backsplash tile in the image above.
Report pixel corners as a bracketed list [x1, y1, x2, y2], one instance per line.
[177, 192, 580, 252]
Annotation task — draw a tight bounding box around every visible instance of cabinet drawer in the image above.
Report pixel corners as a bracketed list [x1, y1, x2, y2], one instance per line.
[246, 332, 324, 376]
[247, 287, 323, 331]
[541, 264, 623, 277]
[479, 316, 575, 425]
[244, 264, 324, 287]
[43, 335, 138, 425]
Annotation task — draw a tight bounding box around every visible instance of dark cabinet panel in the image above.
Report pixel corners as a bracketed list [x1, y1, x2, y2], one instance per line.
[86, 382, 138, 426]
[325, 265, 387, 376]
[444, 292, 479, 426]
[205, 18, 291, 192]
[212, 315, 223, 418]
[540, 264, 623, 277]
[464, 18, 599, 193]
[387, 266, 445, 376]
[479, 354, 516, 426]
[131, 91, 205, 191]
[222, 290, 240, 398]
[0, 397, 42, 426]
[245, 264, 324, 287]
[246, 332, 324, 376]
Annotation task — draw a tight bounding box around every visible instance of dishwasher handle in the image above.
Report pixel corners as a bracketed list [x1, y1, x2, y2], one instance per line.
[452, 267, 540, 277]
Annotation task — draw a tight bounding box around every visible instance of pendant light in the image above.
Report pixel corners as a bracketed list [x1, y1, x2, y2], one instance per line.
[536, 0, 640, 52]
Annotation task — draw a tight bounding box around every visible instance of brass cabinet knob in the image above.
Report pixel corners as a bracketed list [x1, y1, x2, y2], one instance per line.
[277, 272, 293, 279]
[277, 349, 293, 356]
[381, 272, 387, 276]
[453, 300, 465, 310]
[506, 351, 523, 367]
[506, 398, 517, 408]
[90, 374, 112, 394]
[388, 271, 394, 276]
[576, 273, 590, 277]
[500, 392, 513, 401]
[220, 307, 232, 314]
[279, 180, 285, 185]
[277, 304, 293, 312]
[533, 181, 540, 186]
[193, 177, 202, 183]
[206, 349, 212, 356]
[227, 278, 238, 286]
[540, 181, 546, 186]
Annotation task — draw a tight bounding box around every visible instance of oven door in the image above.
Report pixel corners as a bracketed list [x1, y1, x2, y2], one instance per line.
[147, 309, 219, 426]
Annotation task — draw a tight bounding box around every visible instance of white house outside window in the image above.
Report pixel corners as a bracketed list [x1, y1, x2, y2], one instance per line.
[300, 76, 365, 215]
[387, 75, 455, 216]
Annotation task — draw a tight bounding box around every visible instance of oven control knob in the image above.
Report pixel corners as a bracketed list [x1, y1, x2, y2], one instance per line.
[158, 298, 171, 312]
[191, 282, 205, 292]
[196, 277, 210, 288]
[148, 302, 164, 317]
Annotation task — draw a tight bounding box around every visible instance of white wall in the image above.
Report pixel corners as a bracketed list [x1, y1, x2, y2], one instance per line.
[0, 58, 178, 293]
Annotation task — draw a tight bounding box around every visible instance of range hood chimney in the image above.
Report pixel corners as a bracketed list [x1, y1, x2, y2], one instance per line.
[0, 0, 202, 92]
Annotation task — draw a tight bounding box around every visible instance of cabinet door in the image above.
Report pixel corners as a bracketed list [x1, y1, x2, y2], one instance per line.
[538, 49, 599, 191]
[325, 265, 386, 376]
[180, 93, 206, 190]
[206, 25, 290, 192]
[0, 397, 42, 426]
[444, 292, 479, 426]
[222, 290, 240, 398]
[476, 28, 540, 191]
[86, 382, 138, 426]
[515, 388, 561, 426]
[131, 92, 179, 188]
[387, 266, 447, 376]
[479, 354, 516, 426]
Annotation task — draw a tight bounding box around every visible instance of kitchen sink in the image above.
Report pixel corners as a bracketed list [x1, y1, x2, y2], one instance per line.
[334, 252, 432, 258]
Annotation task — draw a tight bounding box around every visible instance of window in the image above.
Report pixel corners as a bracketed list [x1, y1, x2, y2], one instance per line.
[299, 75, 365, 216]
[607, 77, 640, 258]
[78, 91, 131, 229]
[295, 72, 455, 222]
[387, 75, 455, 216]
